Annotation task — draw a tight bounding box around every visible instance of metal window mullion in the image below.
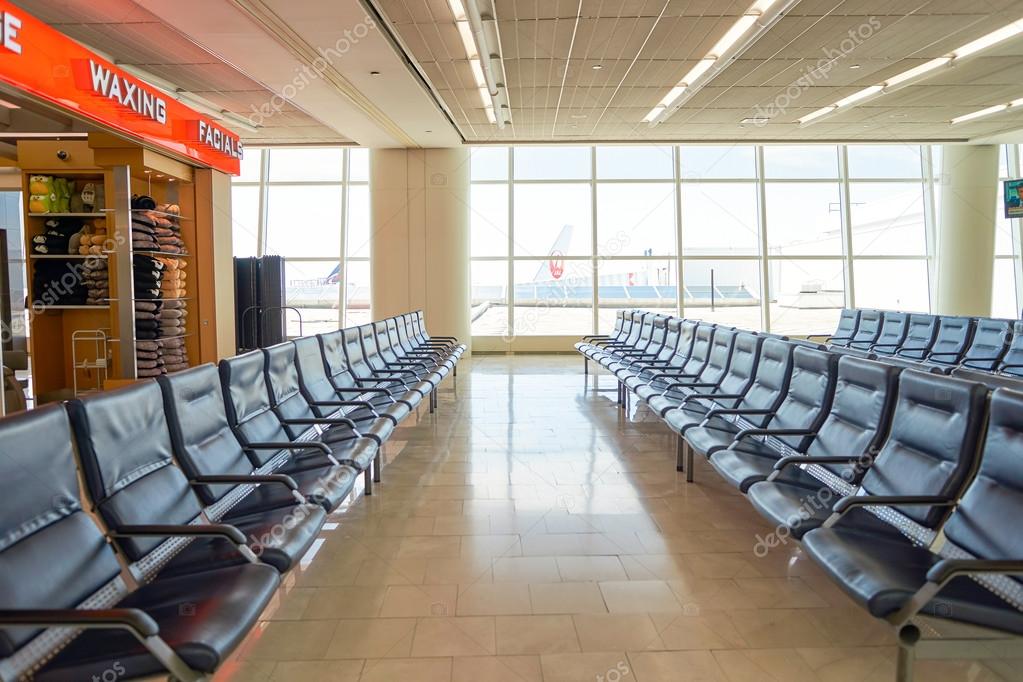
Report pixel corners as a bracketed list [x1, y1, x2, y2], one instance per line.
[1009, 144, 1023, 316]
[674, 145, 685, 319]
[755, 146, 770, 332]
[507, 148, 514, 339]
[921, 145, 938, 314]
[338, 149, 349, 327]
[256, 148, 269, 257]
[839, 145, 856, 310]
[590, 146, 598, 335]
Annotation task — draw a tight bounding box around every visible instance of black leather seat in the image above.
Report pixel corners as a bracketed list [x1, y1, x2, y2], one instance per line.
[361, 324, 445, 387]
[624, 320, 697, 395]
[998, 323, 1023, 377]
[846, 309, 882, 351]
[409, 310, 466, 354]
[643, 327, 736, 414]
[67, 382, 325, 576]
[219, 351, 366, 500]
[265, 341, 395, 447]
[894, 313, 938, 360]
[637, 324, 715, 409]
[801, 371, 988, 603]
[923, 316, 974, 367]
[607, 315, 671, 376]
[0, 408, 279, 681]
[960, 318, 1011, 371]
[800, 385, 1017, 641]
[159, 364, 357, 515]
[746, 356, 900, 538]
[384, 317, 456, 372]
[706, 347, 839, 490]
[577, 310, 630, 354]
[373, 320, 451, 380]
[295, 335, 415, 421]
[321, 328, 432, 407]
[870, 311, 909, 356]
[589, 312, 649, 362]
[598, 314, 659, 368]
[822, 308, 861, 348]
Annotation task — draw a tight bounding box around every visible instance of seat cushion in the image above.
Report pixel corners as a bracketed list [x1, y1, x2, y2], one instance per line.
[328, 438, 377, 472]
[217, 478, 305, 518]
[662, 403, 714, 433]
[708, 446, 780, 491]
[289, 464, 359, 511]
[37, 563, 280, 680]
[746, 472, 842, 539]
[324, 414, 394, 445]
[683, 422, 740, 456]
[225, 503, 326, 571]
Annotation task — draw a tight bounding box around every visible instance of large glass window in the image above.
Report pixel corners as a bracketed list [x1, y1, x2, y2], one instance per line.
[680, 183, 759, 255]
[230, 146, 369, 334]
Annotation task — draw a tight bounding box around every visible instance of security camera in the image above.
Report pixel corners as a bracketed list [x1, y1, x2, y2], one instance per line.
[56, 150, 69, 161]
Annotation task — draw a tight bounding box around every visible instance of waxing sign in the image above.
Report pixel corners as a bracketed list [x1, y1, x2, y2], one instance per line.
[0, 0, 241, 174]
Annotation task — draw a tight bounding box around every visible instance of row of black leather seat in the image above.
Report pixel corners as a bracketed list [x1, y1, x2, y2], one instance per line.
[819, 307, 1023, 377]
[578, 310, 1023, 680]
[0, 310, 463, 681]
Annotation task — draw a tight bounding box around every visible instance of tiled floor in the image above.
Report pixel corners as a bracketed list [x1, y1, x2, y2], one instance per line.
[216, 355, 1020, 682]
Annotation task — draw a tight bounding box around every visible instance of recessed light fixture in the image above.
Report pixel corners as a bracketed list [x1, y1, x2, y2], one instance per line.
[739, 116, 770, 125]
[849, 64, 861, 70]
[643, 0, 797, 125]
[951, 96, 1023, 125]
[592, 64, 603, 70]
[369, 71, 381, 76]
[570, 113, 587, 119]
[448, 0, 511, 128]
[799, 16, 1023, 126]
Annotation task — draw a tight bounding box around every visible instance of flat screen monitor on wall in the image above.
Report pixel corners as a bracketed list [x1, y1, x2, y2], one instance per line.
[1005, 178, 1023, 219]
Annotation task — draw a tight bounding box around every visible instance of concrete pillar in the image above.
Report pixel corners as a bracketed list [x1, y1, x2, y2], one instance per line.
[935, 144, 999, 316]
[195, 168, 236, 360]
[370, 148, 470, 351]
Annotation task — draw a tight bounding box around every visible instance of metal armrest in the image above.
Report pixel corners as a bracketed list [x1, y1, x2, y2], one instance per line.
[927, 559, 1023, 584]
[245, 441, 331, 455]
[823, 494, 956, 528]
[734, 427, 816, 442]
[333, 386, 395, 398]
[0, 608, 159, 638]
[311, 399, 379, 412]
[704, 407, 774, 419]
[354, 377, 406, 387]
[191, 473, 299, 492]
[772, 454, 866, 472]
[111, 523, 258, 563]
[870, 342, 901, 349]
[681, 392, 745, 405]
[281, 416, 360, 431]
[649, 370, 699, 380]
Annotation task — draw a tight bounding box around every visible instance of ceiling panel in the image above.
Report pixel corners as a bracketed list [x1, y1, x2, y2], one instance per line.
[376, 0, 1023, 142]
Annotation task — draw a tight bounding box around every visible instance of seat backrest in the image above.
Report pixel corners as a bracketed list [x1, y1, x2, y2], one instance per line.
[715, 332, 763, 401]
[762, 347, 839, 451]
[859, 370, 988, 529]
[678, 323, 715, 375]
[374, 320, 400, 363]
[68, 382, 204, 562]
[927, 316, 975, 366]
[159, 364, 255, 505]
[665, 320, 698, 368]
[961, 318, 1011, 371]
[359, 324, 386, 369]
[694, 327, 737, 386]
[999, 322, 1023, 377]
[385, 317, 410, 354]
[320, 329, 362, 388]
[654, 318, 682, 362]
[620, 311, 647, 348]
[941, 388, 1023, 567]
[829, 308, 861, 347]
[951, 367, 1023, 392]
[295, 335, 345, 418]
[644, 316, 669, 355]
[806, 356, 900, 483]
[847, 309, 882, 349]
[735, 338, 795, 425]
[264, 342, 319, 439]
[871, 311, 909, 356]
[0, 406, 123, 656]
[395, 314, 418, 350]
[896, 313, 938, 360]
[219, 351, 293, 466]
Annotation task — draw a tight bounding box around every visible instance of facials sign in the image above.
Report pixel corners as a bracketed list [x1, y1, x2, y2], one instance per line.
[0, 0, 241, 174]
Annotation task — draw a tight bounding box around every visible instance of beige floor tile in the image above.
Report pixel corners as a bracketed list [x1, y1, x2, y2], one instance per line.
[556, 555, 629, 581]
[411, 617, 497, 656]
[541, 652, 630, 682]
[359, 657, 452, 682]
[573, 614, 664, 652]
[352, 558, 428, 586]
[451, 655, 543, 682]
[529, 582, 608, 615]
[599, 580, 683, 614]
[495, 615, 581, 655]
[301, 586, 386, 620]
[492, 556, 562, 583]
[651, 611, 748, 650]
[269, 660, 363, 681]
[323, 618, 416, 659]
[712, 649, 819, 682]
[241, 621, 339, 661]
[628, 650, 728, 681]
[457, 583, 533, 616]
[379, 584, 458, 617]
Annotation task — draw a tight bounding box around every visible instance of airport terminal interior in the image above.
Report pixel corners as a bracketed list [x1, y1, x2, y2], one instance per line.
[2, 0, 1023, 680]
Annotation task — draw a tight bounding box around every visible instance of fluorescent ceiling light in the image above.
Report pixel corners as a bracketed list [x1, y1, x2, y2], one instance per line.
[456, 21, 477, 58]
[710, 15, 758, 57]
[803, 17, 1023, 126]
[447, 0, 467, 21]
[644, 0, 794, 125]
[951, 96, 1023, 125]
[882, 57, 950, 88]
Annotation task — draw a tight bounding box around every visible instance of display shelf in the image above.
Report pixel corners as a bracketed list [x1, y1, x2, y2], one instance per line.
[133, 250, 191, 258]
[27, 212, 109, 218]
[107, 297, 193, 302]
[30, 254, 108, 260]
[38, 305, 110, 310]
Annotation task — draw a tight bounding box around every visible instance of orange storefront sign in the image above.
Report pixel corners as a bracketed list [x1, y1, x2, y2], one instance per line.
[0, 0, 242, 174]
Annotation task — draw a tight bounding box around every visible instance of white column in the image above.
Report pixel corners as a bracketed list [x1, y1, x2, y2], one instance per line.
[935, 145, 999, 316]
[370, 148, 471, 351]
